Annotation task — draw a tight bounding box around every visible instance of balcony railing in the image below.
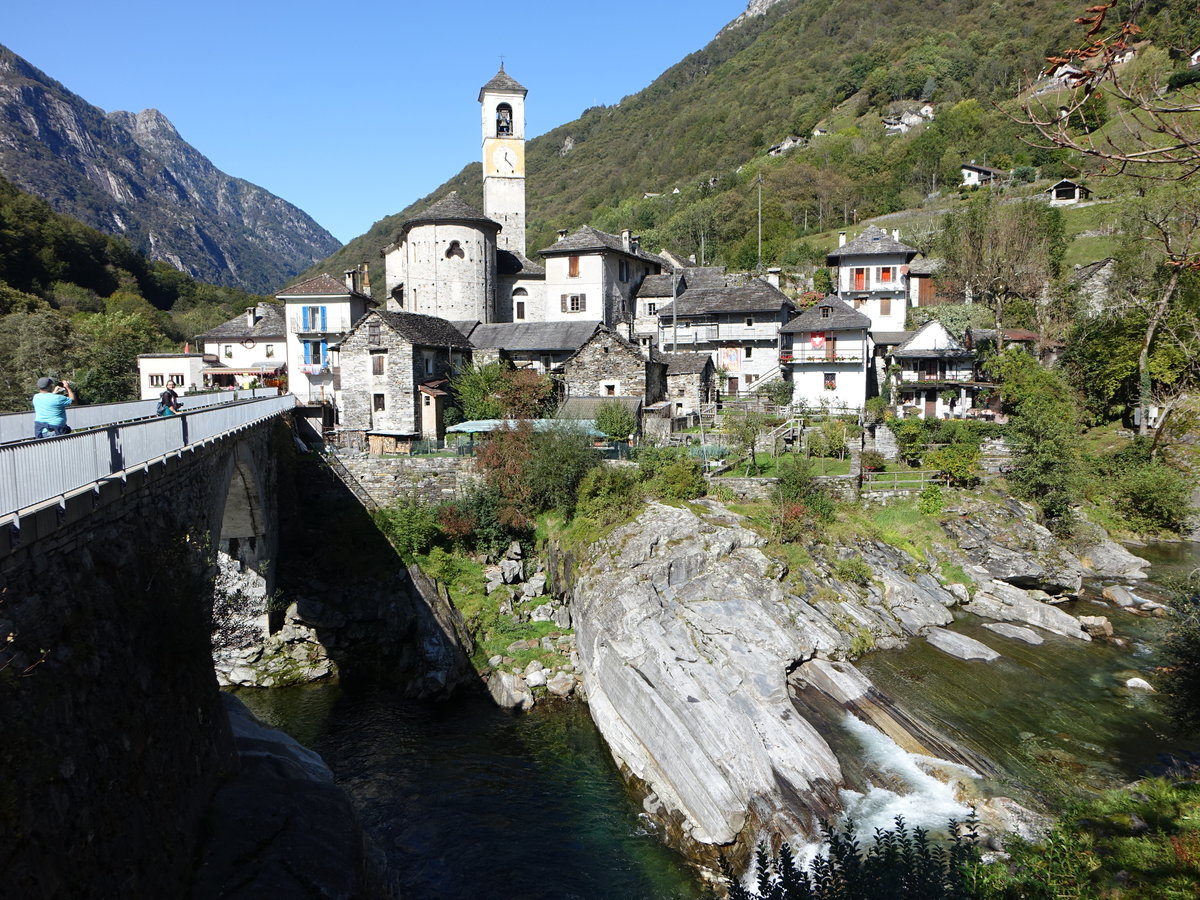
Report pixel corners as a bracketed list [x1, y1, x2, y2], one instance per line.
[781, 352, 864, 364]
[288, 316, 348, 334]
[898, 371, 975, 383]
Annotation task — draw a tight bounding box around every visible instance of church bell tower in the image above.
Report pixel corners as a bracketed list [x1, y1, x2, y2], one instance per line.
[479, 65, 527, 256]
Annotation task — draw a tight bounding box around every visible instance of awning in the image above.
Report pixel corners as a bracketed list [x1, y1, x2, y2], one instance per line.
[203, 365, 283, 375]
[446, 418, 604, 437]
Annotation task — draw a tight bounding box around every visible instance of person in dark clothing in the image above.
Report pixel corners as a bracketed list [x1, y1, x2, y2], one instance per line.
[158, 380, 183, 416]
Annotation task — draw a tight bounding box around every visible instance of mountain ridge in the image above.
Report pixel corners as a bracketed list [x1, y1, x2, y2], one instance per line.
[0, 45, 341, 295]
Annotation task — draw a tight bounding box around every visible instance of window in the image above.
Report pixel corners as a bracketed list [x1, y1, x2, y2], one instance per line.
[424, 395, 431, 407]
[303, 340, 327, 368]
[445, 240, 464, 259]
[744, 346, 753, 359]
[877, 266, 896, 284]
[605, 384, 616, 396]
[646, 302, 657, 315]
[852, 297, 864, 309]
[302, 305, 327, 330]
[745, 317, 754, 327]
[824, 373, 837, 391]
[372, 352, 385, 376]
[746, 374, 757, 385]
[516, 300, 526, 320]
[224, 344, 233, 358]
[619, 259, 629, 282]
[149, 374, 164, 387]
[560, 293, 586, 313]
[568, 255, 580, 278]
[373, 393, 385, 412]
[368, 322, 381, 344]
[880, 297, 892, 316]
[265, 344, 275, 358]
[852, 267, 868, 291]
[425, 356, 434, 374]
[820, 306, 831, 318]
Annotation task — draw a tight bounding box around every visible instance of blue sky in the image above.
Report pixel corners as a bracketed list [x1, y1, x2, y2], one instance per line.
[5, 0, 745, 244]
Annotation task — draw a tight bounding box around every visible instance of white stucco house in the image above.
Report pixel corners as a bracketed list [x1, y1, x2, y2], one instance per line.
[135, 354, 209, 400]
[960, 162, 1007, 187]
[196, 304, 286, 389]
[888, 320, 978, 419]
[826, 225, 917, 333]
[1046, 179, 1091, 205]
[779, 296, 871, 413]
[538, 226, 664, 328]
[276, 271, 376, 409]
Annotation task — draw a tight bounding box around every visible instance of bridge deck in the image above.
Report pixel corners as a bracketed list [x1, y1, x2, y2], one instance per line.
[0, 388, 278, 445]
[0, 394, 296, 519]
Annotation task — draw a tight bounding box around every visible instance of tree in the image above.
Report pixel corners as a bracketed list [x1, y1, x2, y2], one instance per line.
[594, 400, 638, 441]
[1112, 182, 1200, 435]
[989, 349, 1083, 528]
[1017, 1, 1200, 179]
[725, 410, 771, 475]
[450, 361, 555, 421]
[937, 193, 1066, 342]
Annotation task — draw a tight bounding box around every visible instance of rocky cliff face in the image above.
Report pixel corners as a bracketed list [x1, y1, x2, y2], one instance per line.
[567, 495, 1150, 865]
[0, 46, 341, 294]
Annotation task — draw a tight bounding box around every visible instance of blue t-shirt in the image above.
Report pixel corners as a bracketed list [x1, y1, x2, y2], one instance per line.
[32, 392, 72, 426]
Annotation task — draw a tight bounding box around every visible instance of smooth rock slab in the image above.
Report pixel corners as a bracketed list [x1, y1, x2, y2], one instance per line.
[982, 623, 1045, 645]
[1125, 677, 1155, 692]
[1102, 585, 1138, 608]
[925, 627, 1001, 661]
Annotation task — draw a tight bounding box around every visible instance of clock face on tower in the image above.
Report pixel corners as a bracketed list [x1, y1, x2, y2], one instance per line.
[484, 139, 524, 177]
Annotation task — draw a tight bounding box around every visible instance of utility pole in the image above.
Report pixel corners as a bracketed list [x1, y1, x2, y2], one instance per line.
[756, 173, 764, 272]
[671, 267, 680, 352]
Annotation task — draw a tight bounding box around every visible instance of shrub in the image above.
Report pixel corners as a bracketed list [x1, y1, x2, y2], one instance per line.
[860, 449, 886, 472]
[924, 442, 981, 487]
[864, 395, 889, 424]
[756, 378, 794, 407]
[594, 399, 638, 441]
[775, 455, 836, 523]
[893, 418, 927, 466]
[374, 499, 440, 561]
[725, 814, 981, 900]
[833, 553, 873, 586]
[773, 500, 811, 543]
[1168, 69, 1200, 91]
[1119, 462, 1193, 534]
[918, 484, 944, 516]
[575, 466, 644, 524]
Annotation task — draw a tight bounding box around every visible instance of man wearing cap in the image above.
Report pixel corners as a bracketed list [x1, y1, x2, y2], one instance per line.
[32, 377, 76, 439]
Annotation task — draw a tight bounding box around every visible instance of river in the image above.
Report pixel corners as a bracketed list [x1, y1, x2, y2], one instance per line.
[237, 540, 1197, 897]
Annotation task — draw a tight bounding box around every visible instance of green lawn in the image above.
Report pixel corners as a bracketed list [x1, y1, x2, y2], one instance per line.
[719, 453, 852, 478]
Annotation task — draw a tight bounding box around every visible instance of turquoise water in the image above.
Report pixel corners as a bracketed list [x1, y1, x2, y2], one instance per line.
[237, 685, 703, 900]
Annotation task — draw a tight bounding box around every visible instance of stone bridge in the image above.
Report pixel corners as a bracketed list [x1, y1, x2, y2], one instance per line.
[0, 398, 294, 897]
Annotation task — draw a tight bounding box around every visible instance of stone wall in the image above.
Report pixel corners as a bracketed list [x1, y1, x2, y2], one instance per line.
[338, 454, 478, 506]
[0, 419, 284, 897]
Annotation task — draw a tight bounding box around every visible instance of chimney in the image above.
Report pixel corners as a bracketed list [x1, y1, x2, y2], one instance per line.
[621, 229, 632, 252]
[838, 231, 847, 247]
[631, 234, 641, 253]
[245, 306, 257, 328]
[892, 229, 900, 241]
[361, 262, 370, 296]
[344, 269, 356, 292]
[766, 267, 781, 289]
[557, 229, 568, 241]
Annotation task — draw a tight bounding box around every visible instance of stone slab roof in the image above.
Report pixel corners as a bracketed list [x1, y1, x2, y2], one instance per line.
[374, 310, 474, 349]
[402, 192, 500, 235]
[277, 273, 365, 298]
[497, 249, 546, 277]
[467, 321, 600, 353]
[558, 396, 643, 419]
[656, 276, 794, 317]
[539, 225, 666, 265]
[870, 331, 913, 346]
[781, 296, 871, 332]
[197, 305, 286, 342]
[660, 352, 713, 376]
[826, 225, 917, 261]
[907, 257, 942, 276]
[638, 267, 728, 298]
[478, 65, 527, 99]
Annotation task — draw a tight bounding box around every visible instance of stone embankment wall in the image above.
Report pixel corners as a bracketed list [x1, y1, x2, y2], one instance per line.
[337, 453, 477, 506]
[0, 421, 282, 897]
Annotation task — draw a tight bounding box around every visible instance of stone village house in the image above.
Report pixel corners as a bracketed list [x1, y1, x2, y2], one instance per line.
[336, 309, 473, 451]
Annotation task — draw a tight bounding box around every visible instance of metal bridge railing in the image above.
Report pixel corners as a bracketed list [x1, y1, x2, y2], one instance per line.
[0, 395, 296, 517]
[0, 388, 279, 444]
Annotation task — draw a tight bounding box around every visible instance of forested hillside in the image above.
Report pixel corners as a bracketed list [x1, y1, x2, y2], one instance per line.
[0, 175, 268, 411]
[309, 0, 1196, 281]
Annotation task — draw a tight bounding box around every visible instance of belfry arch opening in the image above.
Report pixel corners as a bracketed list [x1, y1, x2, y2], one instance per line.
[496, 103, 513, 136]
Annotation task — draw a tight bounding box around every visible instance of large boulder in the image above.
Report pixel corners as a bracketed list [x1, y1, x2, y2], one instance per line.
[925, 627, 1001, 661]
[965, 579, 1090, 640]
[570, 501, 962, 850]
[941, 497, 1084, 594]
